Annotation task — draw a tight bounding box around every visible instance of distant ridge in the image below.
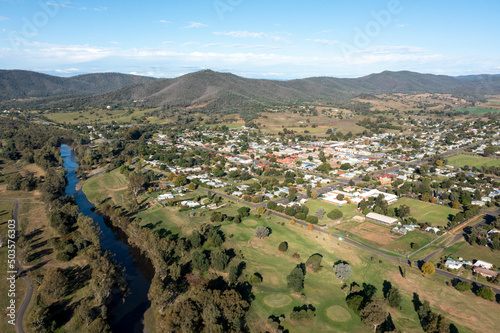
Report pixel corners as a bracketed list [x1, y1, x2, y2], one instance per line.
[0, 70, 156, 100]
[1, 69, 500, 111]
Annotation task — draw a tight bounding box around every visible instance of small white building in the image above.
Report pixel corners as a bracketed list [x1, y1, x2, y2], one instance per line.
[473, 260, 493, 270]
[445, 259, 463, 270]
[366, 212, 398, 225]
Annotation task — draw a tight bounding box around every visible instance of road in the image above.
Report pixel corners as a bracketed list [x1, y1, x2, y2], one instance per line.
[0, 198, 32, 333]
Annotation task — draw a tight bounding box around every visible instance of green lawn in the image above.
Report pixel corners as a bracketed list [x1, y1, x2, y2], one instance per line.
[392, 197, 459, 227]
[446, 154, 500, 168]
[436, 240, 500, 268]
[42, 107, 168, 124]
[383, 231, 437, 256]
[305, 199, 360, 223]
[455, 107, 500, 114]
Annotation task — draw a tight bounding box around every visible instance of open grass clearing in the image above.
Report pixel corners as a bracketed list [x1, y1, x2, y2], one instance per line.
[446, 154, 500, 168]
[436, 240, 500, 268]
[392, 197, 459, 227]
[325, 305, 351, 322]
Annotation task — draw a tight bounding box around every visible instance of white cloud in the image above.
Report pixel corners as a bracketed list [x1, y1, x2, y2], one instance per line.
[46, 2, 72, 8]
[183, 42, 199, 46]
[397, 24, 408, 28]
[94, 6, 107, 11]
[0, 16, 9, 21]
[54, 68, 79, 73]
[185, 22, 208, 29]
[162, 41, 175, 45]
[214, 31, 288, 42]
[317, 29, 332, 34]
[159, 20, 171, 27]
[109, 41, 120, 45]
[308, 39, 339, 46]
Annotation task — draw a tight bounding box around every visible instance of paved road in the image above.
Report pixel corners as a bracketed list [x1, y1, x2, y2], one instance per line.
[0, 198, 32, 333]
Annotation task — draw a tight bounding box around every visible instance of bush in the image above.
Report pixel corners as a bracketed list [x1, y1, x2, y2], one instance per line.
[237, 207, 251, 217]
[278, 241, 288, 252]
[56, 251, 72, 262]
[327, 209, 343, 220]
[305, 254, 323, 272]
[476, 286, 495, 301]
[255, 226, 270, 239]
[305, 215, 319, 224]
[267, 201, 277, 210]
[410, 242, 420, 250]
[295, 212, 306, 220]
[248, 273, 263, 284]
[285, 207, 296, 216]
[454, 280, 472, 292]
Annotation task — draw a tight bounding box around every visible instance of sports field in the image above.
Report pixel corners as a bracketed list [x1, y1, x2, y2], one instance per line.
[392, 197, 459, 227]
[446, 154, 500, 168]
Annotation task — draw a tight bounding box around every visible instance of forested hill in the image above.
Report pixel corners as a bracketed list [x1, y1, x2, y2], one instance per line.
[0, 70, 156, 100]
[2, 69, 500, 112]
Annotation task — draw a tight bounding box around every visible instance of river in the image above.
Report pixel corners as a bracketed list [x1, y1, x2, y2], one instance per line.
[61, 145, 153, 333]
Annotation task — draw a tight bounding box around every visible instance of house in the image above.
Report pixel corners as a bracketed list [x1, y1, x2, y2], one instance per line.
[392, 226, 407, 235]
[473, 267, 499, 278]
[180, 200, 200, 208]
[473, 260, 493, 270]
[237, 184, 250, 192]
[158, 193, 174, 201]
[366, 212, 398, 225]
[444, 259, 463, 270]
[426, 227, 440, 234]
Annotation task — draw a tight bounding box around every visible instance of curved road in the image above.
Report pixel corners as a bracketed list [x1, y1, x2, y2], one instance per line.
[0, 198, 32, 333]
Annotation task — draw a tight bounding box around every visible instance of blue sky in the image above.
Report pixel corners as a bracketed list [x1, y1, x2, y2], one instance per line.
[1, 0, 499, 79]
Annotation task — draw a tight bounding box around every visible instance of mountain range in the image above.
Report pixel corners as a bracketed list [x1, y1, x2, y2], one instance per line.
[1, 69, 500, 111]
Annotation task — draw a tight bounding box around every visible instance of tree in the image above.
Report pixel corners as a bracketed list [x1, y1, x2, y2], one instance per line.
[346, 294, 365, 313]
[386, 287, 402, 308]
[475, 286, 494, 301]
[254, 226, 270, 239]
[248, 273, 263, 284]
[210, 248, 229, 271]
[327, 209, 343, 220]
[237, 206, 251, 217]
[285, 207, 296, 216]
[266, 201, 277, 210]
[335, 263, 351, 282]
[306, 254, 323, 272]
[40, 268, 67, 299]
[315, 207, 326, 219]
[397, 204, 410, 219]
[174, 175, 188, 187]
[278, 241, 288, 252]
[128, 172, 146, 195]
[360, 298, 387, 332]
[454, 280, 472, 292]
[421, 262, 435, 275]
[286, 266, 305, 292]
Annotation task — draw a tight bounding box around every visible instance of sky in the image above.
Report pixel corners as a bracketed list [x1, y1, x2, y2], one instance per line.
[1, 0, 500, 79]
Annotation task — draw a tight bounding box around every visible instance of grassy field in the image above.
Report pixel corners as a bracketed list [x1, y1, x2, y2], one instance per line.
[446, 154, 500, 168]
[82, 168, 129, 205]
[82, 171, 500, 333]
[392, 197, 459, 227]
[41, 107, 170, 125]
[435, 240, 500, 268]
[455, 107, 500, 114]
[304, 199, 360, 224]
[382, 231, 437, 256]
[255, 112, 365, 135]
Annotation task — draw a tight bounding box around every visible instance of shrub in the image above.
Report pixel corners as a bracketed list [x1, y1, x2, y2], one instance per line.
[267, 201, 277, 210]
[327, 209, 343, 220]
[454, 280, 472, 292]
[476, 286, 495, 301]
[285, 207, 296, 216]
[237, 207, 251, 217]
[248, 273, 263, 284]
[305, 215, 319, 224]
[278, 241, 288, 252]
[254, 226, 270, 239]
[421, 262, 435, 275]
[295, 212, 306, 220]
[305, 254, 323, 272]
